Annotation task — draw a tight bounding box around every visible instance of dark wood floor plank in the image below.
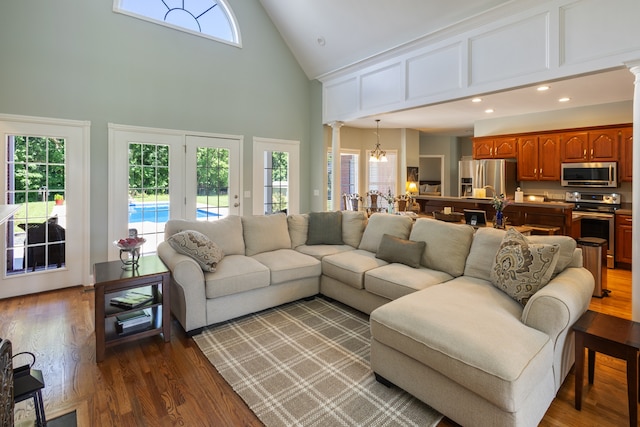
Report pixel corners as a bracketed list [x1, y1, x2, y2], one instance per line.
[1, 268, 633, 426]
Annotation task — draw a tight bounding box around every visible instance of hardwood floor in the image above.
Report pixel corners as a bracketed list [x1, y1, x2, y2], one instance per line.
[0, 267, 633, 426]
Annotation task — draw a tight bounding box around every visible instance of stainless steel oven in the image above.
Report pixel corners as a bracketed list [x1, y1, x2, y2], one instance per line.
[566, 191, 620, 268]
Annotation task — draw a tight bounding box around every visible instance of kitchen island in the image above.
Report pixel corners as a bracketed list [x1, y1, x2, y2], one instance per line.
[414, 195, 574, 236]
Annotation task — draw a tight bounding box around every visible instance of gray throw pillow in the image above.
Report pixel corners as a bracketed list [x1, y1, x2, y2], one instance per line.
[376, 234, 426, 268]
[167, 230, 225, 272]
[306, 211, 344, 245]
[490, 228, 560, 306]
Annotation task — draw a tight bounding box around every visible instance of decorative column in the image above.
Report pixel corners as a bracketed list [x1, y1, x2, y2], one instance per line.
[627, 61, 640, 321]
[330, 121, 344, 211]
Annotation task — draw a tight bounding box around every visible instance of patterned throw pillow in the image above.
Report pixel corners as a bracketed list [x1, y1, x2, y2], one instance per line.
[167, 230, 225, 272]
[490, 228, 560, 306]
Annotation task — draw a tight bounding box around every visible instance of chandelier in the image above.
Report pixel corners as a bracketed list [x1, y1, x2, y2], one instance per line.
[370, 119, 387, 162]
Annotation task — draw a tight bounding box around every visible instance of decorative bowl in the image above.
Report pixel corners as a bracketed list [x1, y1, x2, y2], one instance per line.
[114, 237, 146, 268]
[433, 211, 464, 222]
[113, 237, 146, 251]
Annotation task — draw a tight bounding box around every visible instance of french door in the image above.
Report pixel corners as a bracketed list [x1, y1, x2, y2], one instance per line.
[252, 137, 299, 215]
[108, 125, 241, 260]
[0, 115, 90, 298]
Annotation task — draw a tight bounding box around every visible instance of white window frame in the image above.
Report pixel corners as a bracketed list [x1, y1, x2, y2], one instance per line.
[113, 0, 242, 47]
[366, 149, 399, 201]
[252, 137, 300, 215]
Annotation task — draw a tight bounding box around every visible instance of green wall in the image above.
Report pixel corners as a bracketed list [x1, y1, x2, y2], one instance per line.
[0, 0, 315, 266]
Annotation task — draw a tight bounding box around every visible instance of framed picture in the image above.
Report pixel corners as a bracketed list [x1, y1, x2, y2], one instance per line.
[407, 167, 419, 182]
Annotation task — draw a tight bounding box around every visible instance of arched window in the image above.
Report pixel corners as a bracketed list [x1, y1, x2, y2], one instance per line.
[114, 0, 241, 47]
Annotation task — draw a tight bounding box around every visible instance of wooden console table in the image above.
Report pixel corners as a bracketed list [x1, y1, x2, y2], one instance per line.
[573, 310, 640, 427]
[94, 255, 170, 362]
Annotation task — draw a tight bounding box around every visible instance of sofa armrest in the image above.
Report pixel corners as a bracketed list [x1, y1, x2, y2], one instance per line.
[521, 267, 594, 340]
[157, 241, 207, 333]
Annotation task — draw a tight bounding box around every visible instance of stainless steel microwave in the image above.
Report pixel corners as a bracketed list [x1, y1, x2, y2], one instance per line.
[561, 162, 617, 188]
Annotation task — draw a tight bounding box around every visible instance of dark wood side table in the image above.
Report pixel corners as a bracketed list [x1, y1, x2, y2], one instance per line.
[573, 310, 640, 427]
[94, 255, 170, 362]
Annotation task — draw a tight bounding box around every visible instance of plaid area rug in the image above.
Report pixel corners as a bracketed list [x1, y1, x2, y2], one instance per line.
[193, 297, 443, 427]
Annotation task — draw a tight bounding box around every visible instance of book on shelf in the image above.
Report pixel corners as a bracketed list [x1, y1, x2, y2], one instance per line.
[115, 310, 152, 334]
[110, 290, 154, 309]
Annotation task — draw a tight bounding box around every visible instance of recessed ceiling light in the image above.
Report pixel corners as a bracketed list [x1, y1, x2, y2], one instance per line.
[558, 97, 571, 102]
[485, 108, 494, 113]
[537, 85, 550, 91]
[472, 98, 482, 103]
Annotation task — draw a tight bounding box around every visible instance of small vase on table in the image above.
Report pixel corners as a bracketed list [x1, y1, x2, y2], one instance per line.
[494, 210, 505, 229]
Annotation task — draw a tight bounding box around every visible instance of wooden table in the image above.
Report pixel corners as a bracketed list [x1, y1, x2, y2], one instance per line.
[94, 255, 170, 362]
[573, 310, 640, 427]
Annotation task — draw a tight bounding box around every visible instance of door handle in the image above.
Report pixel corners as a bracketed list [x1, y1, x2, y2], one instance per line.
[234, 203, 240, 207]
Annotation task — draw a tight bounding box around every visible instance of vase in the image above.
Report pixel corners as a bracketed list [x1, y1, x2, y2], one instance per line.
[494, 210, 504, 228]
[387, 205, 394, 214]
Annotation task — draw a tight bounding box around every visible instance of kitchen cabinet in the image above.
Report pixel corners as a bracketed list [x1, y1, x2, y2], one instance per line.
[517, 134, 560, 181]
[615, 214, 633, 265]
[620, 127, 633, 182]
[473, 136, 517, 159]
[561, 129, 618, 162]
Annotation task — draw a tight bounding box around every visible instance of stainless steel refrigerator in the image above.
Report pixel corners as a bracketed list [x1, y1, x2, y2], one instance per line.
[458, 158, 518, 198]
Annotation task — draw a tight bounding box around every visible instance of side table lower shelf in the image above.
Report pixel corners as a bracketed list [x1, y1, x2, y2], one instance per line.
[94, 255, 171, 362]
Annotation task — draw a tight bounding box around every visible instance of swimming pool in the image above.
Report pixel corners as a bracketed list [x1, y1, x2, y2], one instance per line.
[128, 202, 220, 223]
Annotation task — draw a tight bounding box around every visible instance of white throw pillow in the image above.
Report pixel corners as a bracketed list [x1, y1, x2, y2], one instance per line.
[167, 230, 225, 272]
[490, 228, 560, 306]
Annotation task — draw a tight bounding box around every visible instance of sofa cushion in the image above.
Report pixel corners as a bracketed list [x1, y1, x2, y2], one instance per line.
[252, 249, 321, 285]
[204, 255, 270, 298]
[165, 216, 245, 255]
[409, 219, 474, 277]
[358, 213, 413, 253]
[465, 227, 575, 282]
[295, 244, 355, 260]
[528, 234, 576, 275]
[322, 249, 388, 290]
[490, 228, 560, 306]
[242, 213, 291, 256]
[365, 264, 452, 300]
[167, 230, 224, 272]
[287, 214, 309, 248]
[307, 211, 344, 245]
[342, 211, 367, 248]
[370, 277, 553, 412]
[375, 234, 425, 268]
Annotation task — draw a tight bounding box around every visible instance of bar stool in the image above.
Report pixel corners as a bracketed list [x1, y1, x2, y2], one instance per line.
[13, 352, 46, 427]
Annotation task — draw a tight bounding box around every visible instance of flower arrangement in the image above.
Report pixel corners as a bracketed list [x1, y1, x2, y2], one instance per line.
[491, 193, 511, 212]
[383, 189, 395, 205]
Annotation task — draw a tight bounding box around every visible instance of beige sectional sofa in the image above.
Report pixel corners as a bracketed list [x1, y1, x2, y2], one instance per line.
[157, 211, 594, 427]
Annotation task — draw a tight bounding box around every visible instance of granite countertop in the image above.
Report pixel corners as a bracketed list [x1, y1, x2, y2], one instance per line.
[413, 195, 574, 209]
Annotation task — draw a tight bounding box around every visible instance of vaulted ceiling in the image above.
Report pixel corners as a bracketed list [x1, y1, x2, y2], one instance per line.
[258, 0, 634, 134]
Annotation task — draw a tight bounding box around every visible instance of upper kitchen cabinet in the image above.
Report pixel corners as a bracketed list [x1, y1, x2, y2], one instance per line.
[472, 136, 517, 159]
[517, 134, 560, 181]
[620, 127, 633, 182]
[561, 129, 619, 162]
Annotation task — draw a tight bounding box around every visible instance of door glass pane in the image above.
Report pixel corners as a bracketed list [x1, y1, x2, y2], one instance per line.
[196, 146, 228, 220]
[127, 143, 169, 254]
[263, 151, 288, 214]
[5, 135, 66, 275]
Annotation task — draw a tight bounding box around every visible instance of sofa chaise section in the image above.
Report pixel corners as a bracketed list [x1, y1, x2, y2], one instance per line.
[369, 226, 594, 427]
